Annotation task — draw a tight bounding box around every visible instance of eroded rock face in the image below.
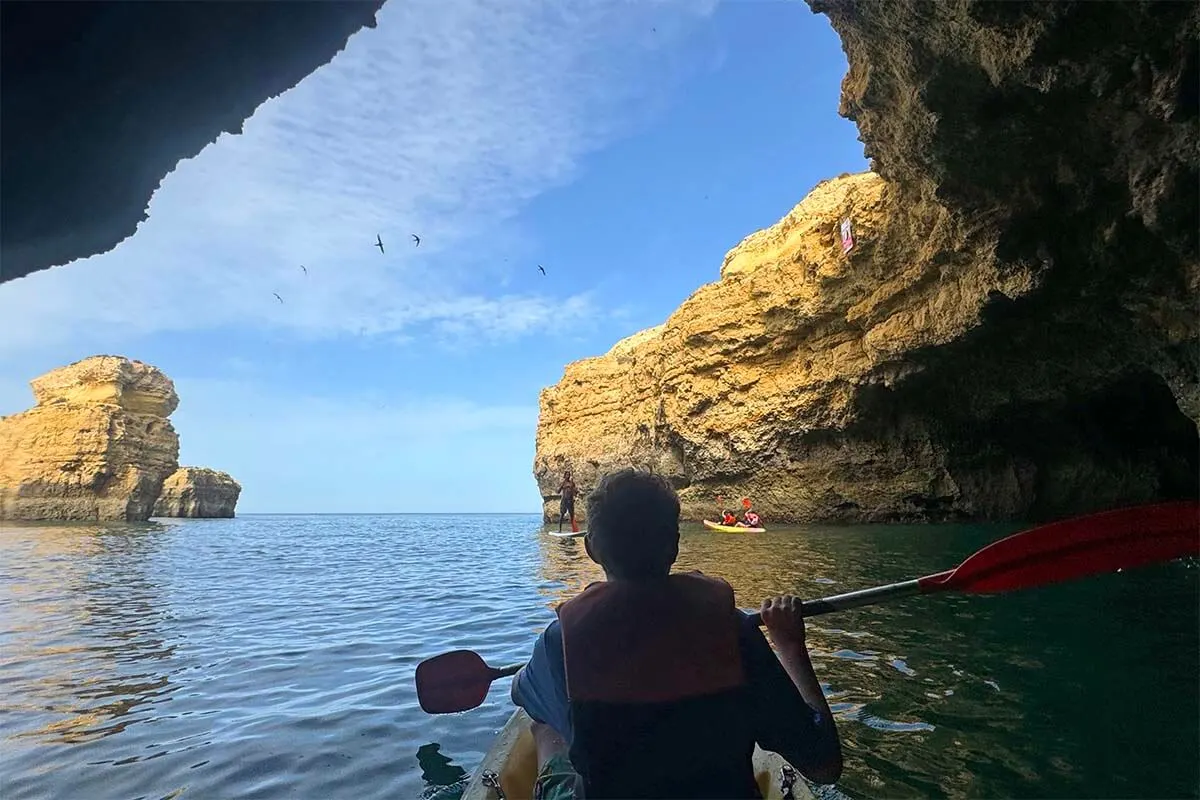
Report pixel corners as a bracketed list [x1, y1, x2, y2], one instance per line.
[153, 467, 242, 519]
[0, 356, 181, 521]
[534, 170, 1197, 523]
[812, 0, 1200, 424]
[534, 0, 1198, 523]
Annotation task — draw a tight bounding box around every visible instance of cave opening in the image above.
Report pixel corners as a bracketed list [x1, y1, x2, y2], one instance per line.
[916, 367, 1199, 522]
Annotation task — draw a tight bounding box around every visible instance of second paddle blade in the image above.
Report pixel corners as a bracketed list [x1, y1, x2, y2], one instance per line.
[930, 501, 1200, 594]
[416, 650, 494, 714]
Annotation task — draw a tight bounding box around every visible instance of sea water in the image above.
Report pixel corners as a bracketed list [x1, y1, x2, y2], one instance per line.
[1, 514, 1196, 799]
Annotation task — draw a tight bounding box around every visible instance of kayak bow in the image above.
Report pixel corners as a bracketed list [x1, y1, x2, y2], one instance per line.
[461, 710, 812, 799]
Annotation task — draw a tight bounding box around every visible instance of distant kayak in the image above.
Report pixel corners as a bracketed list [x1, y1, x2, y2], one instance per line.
[462, 709, 812, 799]
[549, 529, 587, 538]
[703, 519, 766, 534]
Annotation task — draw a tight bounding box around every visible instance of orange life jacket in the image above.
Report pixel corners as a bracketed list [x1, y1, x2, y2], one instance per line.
[557, 571, 760, 798]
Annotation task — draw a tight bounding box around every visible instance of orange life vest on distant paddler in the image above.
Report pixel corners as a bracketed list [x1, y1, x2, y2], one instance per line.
[557, 571, 761, 798]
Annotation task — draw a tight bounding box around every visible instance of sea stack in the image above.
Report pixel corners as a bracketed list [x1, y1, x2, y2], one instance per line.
[153, 467, 242, 518]
[0, 355, 241, 521]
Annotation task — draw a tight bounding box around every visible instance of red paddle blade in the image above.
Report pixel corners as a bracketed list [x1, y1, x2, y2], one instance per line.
[922, 502, 1200, 594]
[415, 650, 494, 714]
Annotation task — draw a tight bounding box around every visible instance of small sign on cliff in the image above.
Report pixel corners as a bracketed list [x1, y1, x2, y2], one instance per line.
[840, 217, 854, 254]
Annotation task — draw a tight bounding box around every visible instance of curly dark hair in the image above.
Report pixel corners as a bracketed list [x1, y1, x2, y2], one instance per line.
[585, 468, 680, 579]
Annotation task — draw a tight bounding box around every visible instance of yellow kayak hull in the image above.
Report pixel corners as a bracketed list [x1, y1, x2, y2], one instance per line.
[703, 519, 767, 534]
[462, 710, 813, 799]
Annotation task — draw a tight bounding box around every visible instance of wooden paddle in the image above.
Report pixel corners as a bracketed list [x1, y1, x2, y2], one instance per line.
[416, 501, 1198, 714]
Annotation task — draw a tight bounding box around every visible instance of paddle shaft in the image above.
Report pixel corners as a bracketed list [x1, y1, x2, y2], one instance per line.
[743, 574, 940, 626]
[492, 664, 523, 680]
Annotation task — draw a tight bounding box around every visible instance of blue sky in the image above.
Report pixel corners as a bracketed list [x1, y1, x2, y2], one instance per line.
[0, 0, 865, 513]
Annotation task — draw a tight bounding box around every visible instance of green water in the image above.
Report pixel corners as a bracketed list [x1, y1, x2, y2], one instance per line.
[0, 515, 1196, 799]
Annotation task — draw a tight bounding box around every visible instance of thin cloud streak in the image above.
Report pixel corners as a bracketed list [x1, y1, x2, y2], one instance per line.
[0, 0, 717, 357]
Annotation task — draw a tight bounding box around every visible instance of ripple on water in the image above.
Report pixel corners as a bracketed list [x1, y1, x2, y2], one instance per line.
[1, 516, 1196, 800]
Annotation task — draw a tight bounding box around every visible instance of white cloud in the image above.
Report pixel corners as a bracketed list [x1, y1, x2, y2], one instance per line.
[0, 0, 718, 356]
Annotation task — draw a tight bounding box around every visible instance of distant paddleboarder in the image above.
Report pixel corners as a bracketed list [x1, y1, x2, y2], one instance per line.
[558, 470, 578, 533]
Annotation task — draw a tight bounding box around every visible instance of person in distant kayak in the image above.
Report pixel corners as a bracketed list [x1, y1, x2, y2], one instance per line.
[512, 468, 842, 799]
[722, 509, 738, 526]
[740, 508, 762, 528]
[558, 470, 578, 533]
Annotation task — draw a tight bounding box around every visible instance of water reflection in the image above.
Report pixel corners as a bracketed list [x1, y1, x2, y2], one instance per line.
[416, 741, 468, 799]
[0, 521, 179, 745]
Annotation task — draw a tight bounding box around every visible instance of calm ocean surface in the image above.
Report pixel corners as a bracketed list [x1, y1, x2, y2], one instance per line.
[1, 514, 1196, 799]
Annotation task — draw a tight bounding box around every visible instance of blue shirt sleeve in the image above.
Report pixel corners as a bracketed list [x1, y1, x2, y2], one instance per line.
[738, 611, 840, 774]
[511, 619, 572, 743]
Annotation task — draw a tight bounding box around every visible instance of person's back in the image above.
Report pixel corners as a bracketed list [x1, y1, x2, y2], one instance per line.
[560, 571, 757, 797]
[512, 468, 842, 799]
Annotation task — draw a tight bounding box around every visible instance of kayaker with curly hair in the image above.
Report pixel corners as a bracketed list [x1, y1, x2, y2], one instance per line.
[512, 467, 843, 799]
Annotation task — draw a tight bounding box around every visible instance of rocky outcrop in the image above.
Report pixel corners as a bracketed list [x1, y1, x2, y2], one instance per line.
[153, 468, 242, 519]
[534, 0, 1198, 523]
[1, 1, 384, 283]
[0, 355, 241, 522]
[0, 356, 181, 521]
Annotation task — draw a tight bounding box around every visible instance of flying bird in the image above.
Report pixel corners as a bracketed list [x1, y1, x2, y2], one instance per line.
[300, 265, 307, 276]
[538, 265, 546, 275]
[375, 234, 385, 254]
[273, 292, 284, 304]
[412, 234, 421, 247]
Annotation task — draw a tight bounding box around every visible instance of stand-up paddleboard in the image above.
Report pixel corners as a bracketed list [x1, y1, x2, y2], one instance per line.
[549, 529, 587, 538]
[703, 519, 766, 534]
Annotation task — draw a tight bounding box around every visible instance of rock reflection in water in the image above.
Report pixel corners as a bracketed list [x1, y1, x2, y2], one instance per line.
[0, 522, 179, 745]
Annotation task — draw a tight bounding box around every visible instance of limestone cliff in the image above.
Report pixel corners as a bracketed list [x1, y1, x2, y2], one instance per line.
[0, 356, 181, 521]
[153, 467, 241, 519]
[0, 355, 241, 522]
[534, 0, 1199, 526]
